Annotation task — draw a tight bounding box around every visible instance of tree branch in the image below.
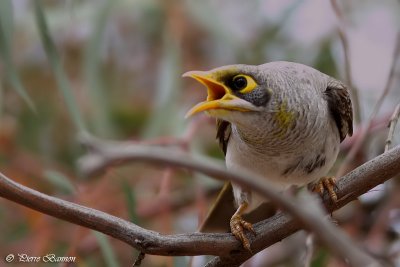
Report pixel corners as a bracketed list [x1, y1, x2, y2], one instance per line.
[0, 171, 237, 257]
[79, 135, 400, 266]
[385, 103, 400, 152]
[1, 135, 399, 265]
[337, 31, 400, 177]
[330, 0, 361, 123]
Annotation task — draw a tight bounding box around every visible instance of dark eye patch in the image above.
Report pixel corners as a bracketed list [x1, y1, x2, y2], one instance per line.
[223, 72, 271, 107]
[239, 88, 271, 107]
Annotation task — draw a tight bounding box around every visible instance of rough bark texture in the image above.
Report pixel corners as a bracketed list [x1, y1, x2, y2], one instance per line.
[0, 143, 399, 263]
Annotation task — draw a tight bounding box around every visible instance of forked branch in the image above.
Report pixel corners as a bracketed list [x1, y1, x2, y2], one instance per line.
[0, 134, 399, 266]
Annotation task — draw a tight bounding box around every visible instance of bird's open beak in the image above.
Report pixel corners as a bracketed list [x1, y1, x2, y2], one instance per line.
[183, 71, 257, 118]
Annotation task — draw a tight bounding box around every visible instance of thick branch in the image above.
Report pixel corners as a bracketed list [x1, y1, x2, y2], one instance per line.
[78, 136, 400, 214]
[0, 171, 236, 257]
[79, 136, 399, 265]
[1, 136, 399, 263]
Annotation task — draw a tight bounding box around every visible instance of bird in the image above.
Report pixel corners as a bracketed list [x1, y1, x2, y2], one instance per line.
[183, 61, 353, 252]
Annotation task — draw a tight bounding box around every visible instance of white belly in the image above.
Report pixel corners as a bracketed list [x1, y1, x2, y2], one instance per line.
[225, 126, 340, 211]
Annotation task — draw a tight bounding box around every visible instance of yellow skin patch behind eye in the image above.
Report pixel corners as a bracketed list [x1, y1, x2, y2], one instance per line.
[233, 75, 258, 94]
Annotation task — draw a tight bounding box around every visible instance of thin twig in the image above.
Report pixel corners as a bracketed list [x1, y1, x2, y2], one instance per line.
[303, 233, 316, 267]
[385, 103, 400, 152]
[330, 0, 361, 123]
[337, 31, 400, 177]
[76, 135, 399, 266]
[132, 252, 146, 266]
[1, 139, 399, 265]
[340, 113, 391, 151]
[365, 183, 400, 253]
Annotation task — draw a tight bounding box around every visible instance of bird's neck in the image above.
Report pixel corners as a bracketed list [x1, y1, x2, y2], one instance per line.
[232, 118, 296, 156]
[232, 102, 324, 155]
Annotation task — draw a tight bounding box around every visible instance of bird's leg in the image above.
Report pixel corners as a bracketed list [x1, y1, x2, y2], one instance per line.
[230, 201, 255, 252]
[311, 176, 338, 203]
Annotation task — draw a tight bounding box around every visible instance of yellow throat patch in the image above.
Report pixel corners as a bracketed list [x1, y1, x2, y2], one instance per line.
[275, 100, 295, 133]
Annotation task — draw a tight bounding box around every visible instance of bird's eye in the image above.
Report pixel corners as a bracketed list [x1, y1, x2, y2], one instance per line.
[231, 76, 248, 91]
[229, 74, 257, 94]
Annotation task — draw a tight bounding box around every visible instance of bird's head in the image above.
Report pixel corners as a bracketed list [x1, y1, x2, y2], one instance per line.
[184, 65, 273, 125]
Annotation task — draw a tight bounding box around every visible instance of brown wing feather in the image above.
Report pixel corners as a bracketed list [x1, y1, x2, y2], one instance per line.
[324, 79, 353, 142]
[216, 119, 231, 155]
[199, 182, 276, 232]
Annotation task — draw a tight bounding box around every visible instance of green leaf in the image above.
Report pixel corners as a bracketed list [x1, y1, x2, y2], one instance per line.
[84, 0, 117, 137]
[141, 32, 183, 138]
[92, 231, 120, 267]
[43, 170, 76, 195]
[33, 0, 86, 133]
[0, 0, 13, 43]
[0, 0, 35, 111]
[121, 179, 139, 224]
[311, 248, 329, 267]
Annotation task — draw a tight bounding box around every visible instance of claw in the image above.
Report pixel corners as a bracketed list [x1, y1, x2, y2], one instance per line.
[312, 176, 338, 203]
[230, 202, 256, 252]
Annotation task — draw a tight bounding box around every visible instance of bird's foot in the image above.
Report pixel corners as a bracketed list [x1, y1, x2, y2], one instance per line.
[230, 214, 255, 252]
[311, 176, 338, 203]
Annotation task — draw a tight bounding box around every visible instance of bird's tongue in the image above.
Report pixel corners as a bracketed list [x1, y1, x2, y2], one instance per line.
[182, 71, 229, 101]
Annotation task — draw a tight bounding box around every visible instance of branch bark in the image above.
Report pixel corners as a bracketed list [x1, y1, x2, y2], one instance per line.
[385, 103, 400, 152]
[78, 135, 400, 266]
[1, 135, 399, 265]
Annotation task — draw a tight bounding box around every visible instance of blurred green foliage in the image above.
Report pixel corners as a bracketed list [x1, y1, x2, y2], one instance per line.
[0, 0, 398, 267]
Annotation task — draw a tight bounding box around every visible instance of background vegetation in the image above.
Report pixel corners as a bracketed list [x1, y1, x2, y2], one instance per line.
[0, 0, 399, 266]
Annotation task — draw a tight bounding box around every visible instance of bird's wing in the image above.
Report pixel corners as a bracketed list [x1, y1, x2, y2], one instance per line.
[216, 119, 231, 154]
[199, 120, 276, 232]
[199, 182, 276, 232]
[324, 79, 353, 142]
[198, 182, 235, 232]
[199, 121, 233, 232]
